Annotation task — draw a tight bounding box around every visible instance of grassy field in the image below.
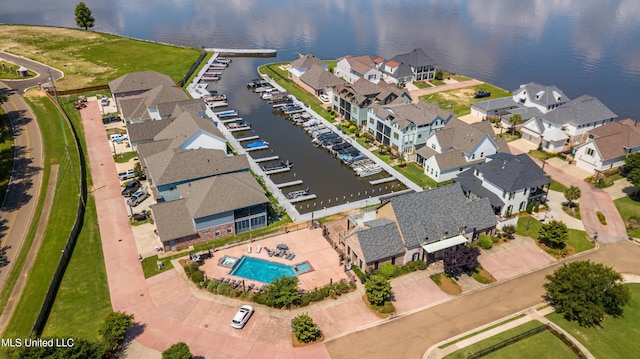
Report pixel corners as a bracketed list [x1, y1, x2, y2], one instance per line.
[393, 163, 438, 189]
[0, 106, 13, 204]
[419, 84, 511, 117]
[613, 195, 640, 238]
[480, 330, 576, 359]
[0, 25, 202, 90]
[3, 92, 81, 337]
[41, 94, 111, 339]
[516, 216, 594, 255]
[547, 283, 640, 359]
[0, 60, 37, 79]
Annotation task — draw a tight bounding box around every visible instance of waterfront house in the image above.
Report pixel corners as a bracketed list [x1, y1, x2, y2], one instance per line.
[288, 53, 327, 80]
[332, 80, 411, 127]
[108, 70, 177, 111]
[377, 48, 437, 85]
[366, 100, 453, 155]
[344, 183, 496, 270]
[573, 118, 640, 174]
[118, 84, 190, 123]
[297, 64, 343, 96]
[334, 55, 382, 84]
[151, 171, 269, 251]
[471, 82, 569, 119]
[416, 118, 510, 182]
[456, 153, 551, 217]
[520, 95, 618, 152]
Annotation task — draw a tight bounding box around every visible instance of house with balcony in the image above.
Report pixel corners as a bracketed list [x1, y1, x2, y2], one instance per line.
[108, 70, 177, 107]
[455, 153, 551, 217]
[366, 100, 454, 154]
[416, 119, 510, 182]
[471, 82, 569, 120]
[343, 183, 496, 271]
[297, 64, 343, 96]
[335, 55, 382, 84]
[376, 48, 437, 85]
[332, 80, 411, 127]
[573, 118, 640, 174]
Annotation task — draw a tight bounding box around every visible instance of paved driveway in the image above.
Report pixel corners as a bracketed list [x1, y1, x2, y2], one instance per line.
[479, 237, 556, 281]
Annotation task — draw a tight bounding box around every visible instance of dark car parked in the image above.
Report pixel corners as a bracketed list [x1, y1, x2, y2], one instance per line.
[122, 180, 141, 197]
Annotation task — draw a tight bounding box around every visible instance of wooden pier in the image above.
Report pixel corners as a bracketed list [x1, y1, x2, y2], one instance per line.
[253, 156, 279, 163]
[228, 126, 251, 132]
[205, 48, 277, 57]
[369, 177, 396, 185]
[276, 180, 303, 188]
[289, 194, 317, 203]
[219, 117, 243, 123]
[263, 167, 291, 175]
[236, 135, 260, 142]
[245, 145, 269, 152]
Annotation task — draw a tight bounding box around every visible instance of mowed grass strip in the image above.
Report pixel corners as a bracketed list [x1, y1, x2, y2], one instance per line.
[480, 330, 576, 359]
[614, 196, 640, 238]
[3, 92, 81, 337]
[516, 216, 594, 254]
[0, 25, 202, 90]
[547, 283, 640, 359]
[0, 107, 14, 203]
[42, 96, 111, 339]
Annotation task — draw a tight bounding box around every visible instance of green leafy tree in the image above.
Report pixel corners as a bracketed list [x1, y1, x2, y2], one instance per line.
[162, 342, 192, 359]
[263, 276, 300, 309]
[99, 311, 134, 353]
[564, 185, 581, 207]
[364, 274, 393, 306]
[291, 312, 322, 343]
[75, 2, 95, 30]
[544, 260, 630, 327]
[509, 113, 522, 135]
[628, 168, 640, 194]
[477, 234, 493, 249]
[538, 220, 569, 249]
[10, 338, 105, 359]
[502, 225, 516, 239]
[624, 152, 640, 172]
[0, 92, 7, 104]
[434, 70, 444, 80]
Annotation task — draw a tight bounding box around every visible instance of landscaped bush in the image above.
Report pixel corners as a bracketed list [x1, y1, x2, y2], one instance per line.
[206, 279, 220, 292]
[477, 234, 493, 249]
[491, 236, 500, 244]
[291, 313, 322, 343]
[379, 263, 397, 279]
[596, 211, 607, 225]
[352, 264, 366, 281]
[190, 270, 204, 284]
[372, 301, 396, 314]
[430, 273, 442, 285]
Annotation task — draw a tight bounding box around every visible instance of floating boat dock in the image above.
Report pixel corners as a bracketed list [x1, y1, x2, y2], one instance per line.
[228, 125, 251, 132]
[204, 48, 277, 57]
[245, 145, 269, 152]
[236, 135, 260, 142]
[253, 156, 279, 163]
[219, 117, 243, 123]
[289, 194, 317, 203]
[215, 110, 239, 118]
[263, 167, 292, 175]
[276, 180, 303, 188]
[369, 177, 397, 185]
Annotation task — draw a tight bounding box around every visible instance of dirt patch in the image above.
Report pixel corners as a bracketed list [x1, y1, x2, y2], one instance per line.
[475, 268, 496, 284]
[291, 332, 324, 348]
[534, 240, 576, 259]
[458, 88, 476, 94]
[430, 273, 462, 295]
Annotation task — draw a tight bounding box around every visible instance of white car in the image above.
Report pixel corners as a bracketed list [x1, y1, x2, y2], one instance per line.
[319, 94, 329, 103]
[127, 189, 149, 207]
[101, 97, 110, 106]
[231, 305, 254, 329]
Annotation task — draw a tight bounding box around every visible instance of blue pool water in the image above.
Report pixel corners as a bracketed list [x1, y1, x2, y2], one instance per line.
[295, 262, 312, 274]
[230, 256, 296, 283]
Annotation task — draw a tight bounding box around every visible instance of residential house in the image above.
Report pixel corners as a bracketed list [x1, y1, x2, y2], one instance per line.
[471, 82, 569, 119]
[377, 48, 437, 85]
[417, 118, 510, 182]
[108, 70, 177, 111]
[332, 80, 411, 127]
[344, 183, 496, 271]
[118, 85, 190, 123]
[574, 118, 640, 173]
[334, 55, 382, 84]
[366, 100, 453, 154]
[297, 64, 343, 96]
[151, 171, 269, 251]
[520, 95, 618, 151]
[456, 153, 551, 217]
[288, 53, 327, 81]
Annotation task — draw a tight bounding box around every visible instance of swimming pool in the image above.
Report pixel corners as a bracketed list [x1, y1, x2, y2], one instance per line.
[230, 256, 297, 283]
[219, 256, 237, 267]
[294, 261, 313, 274]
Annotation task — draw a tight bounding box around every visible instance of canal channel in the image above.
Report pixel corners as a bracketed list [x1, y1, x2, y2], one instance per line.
[204, 57, 408, 215]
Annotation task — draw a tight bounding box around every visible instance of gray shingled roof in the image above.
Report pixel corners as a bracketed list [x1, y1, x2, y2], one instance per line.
[177, 171, 268, 218]
[391, 48, 437, 68]
[151, 199, 196, 242]
[475, 153, 551, 192]
[513, 82, 569, 108]
[153, 110, 224, 148]
[335, 81, 409, 108]
[472, 97, 519, 112]
[372, 101, 454, 129]
[127, 119, 173, 144]
[388, 183, 496, 249]
[299, 64, 343, 90]
[108, 70, 175, 95]
[540, 95, 617, 127]
[355, 222, 405, 263]
[156, 99, 206, 119]
[455, 170, 505, 208]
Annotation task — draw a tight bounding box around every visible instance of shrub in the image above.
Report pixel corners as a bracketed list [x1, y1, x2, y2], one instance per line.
[596, 211, 607, 225]
[379, 263, 397, 279]
[372, 301, 396, 314]
[190, 270, 204, 284]
[365, 275, 393, 306]
[352, 265, 366, 280]
[207, 279, 220, 292]
[291, 313, 322, 343]
[477, 234, 493, 249]
[162, 342, 192, 359]
[430, 273, 442, 285]
[491, 236, 500, 244]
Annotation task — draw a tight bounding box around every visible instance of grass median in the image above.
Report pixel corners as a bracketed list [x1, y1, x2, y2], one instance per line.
[0, 106, 13, 204]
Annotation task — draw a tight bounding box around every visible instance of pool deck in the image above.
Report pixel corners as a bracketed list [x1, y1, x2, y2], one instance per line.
[199, 227, 349, 292]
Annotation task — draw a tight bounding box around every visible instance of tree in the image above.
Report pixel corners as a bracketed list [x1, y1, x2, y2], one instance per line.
[0, 92, 7, 104]
[508, 113, 522, 135]
[443, 245, 480, 278]
[364, 274, 393, 306]
[291, 313, 322, 343]
[538, 220, 569, 249]
[624, 152, 640, 172]
[75, 2, 95, 30]
[628, 168, 640, 194]
[544, 260, 630, 327]
[262, 276, 300, 309]
[564, 185, 581, 208]
[434, 70, 444, 80]
[99, 311, 134, 353]
[163, 342, 192, 359]
[10, 338, 105, 359]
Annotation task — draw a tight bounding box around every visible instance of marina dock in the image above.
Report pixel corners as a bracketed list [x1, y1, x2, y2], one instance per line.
[245, 145, 269, 151]
[369, 177, 397, 185]
[219, 117, 243, 123]
[263, 167, 292, 175]
[236, 135, 260, 142]
[204, 48, 277, 57]
[228, 126, 251, 132]
[289, 194, 317, 203]
[276, 180, 303, 188]
[253, 156, 279, 163]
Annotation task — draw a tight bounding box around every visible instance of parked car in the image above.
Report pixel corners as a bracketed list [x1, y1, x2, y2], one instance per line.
[126, 189, 149, 207]
[102, 115, 121, 124]
[118, 169, 135, 181]
[231, 305, 254, 329]
[110, 133, 128, 142]
[319, 94, 329, 103]
[121, 180, 141, 197]
[101, 97, 110, 106]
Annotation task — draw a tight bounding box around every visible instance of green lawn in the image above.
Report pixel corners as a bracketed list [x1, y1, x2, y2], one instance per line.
[614, 196, 640, 238]
[3, 95, 81, 338]
[419, 84, 511, 117]
[0, 25, 202, 90]
[439, 314, 526, 349]
[481, 331, 576, 359]
[516, 216, 594, 254]
[549, 180, 569, 193]
[0, 106, 13, 204]
[393, 163, 437, 189]
[413, 81, 433, 89]
[0, 60, 37, 79]
[443, 321, 546, 359]
[114, 151, 138, 163]
[547, 283, 640, 359]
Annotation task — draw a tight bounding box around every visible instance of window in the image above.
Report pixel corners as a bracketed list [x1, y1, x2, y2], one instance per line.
[519, 201, 526, 211]
[227, 226, 232, 234]
[418, 134, 422, 138]
[393, 133, 399, 140]
[586, 148, 595, 156]
[369, 118, 374, 124]
[503, 190, 506, 198]
[412, 252, 419, 261]
[471, 154, 475, 159]
[215, 229, 220, 236]
[431, 144, 436, 149]
[391, 257, 396, 265]
[523, 188, 528, 195]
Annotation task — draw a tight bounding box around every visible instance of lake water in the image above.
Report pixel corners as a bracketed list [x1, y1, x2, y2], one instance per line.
[2, 0, 639, 119]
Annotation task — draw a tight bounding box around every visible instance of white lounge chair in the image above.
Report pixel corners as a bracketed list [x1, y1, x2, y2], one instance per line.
[247, 245, 252, 253]
[256, 245, 262, 253]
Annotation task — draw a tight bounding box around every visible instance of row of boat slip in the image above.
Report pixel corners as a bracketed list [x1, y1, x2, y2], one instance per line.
[214, 109, 239, 119]
[201, 57, 232, 82]
[247, 78, 271, 90]
[204, 92, 228, 108]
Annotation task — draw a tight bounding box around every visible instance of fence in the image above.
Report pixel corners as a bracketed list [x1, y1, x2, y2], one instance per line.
[178, 49, 208, 87]
[44, 84, 109, 96]
[467, 324, 548, 359]
[31, 92, 88, 337]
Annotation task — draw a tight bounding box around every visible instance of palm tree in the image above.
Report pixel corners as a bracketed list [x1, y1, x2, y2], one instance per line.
[564, 185, 581, 208]
[509, 114, 523, 135]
